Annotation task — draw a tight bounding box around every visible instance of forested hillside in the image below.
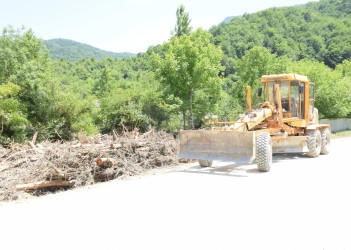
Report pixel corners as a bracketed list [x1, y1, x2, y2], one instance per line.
[1, 0, 351, 144]
[44, 39, 135, 61]
[210, 0, 351, 68]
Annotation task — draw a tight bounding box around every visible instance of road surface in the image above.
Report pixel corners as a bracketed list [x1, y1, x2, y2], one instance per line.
[0, 137, 350, 250]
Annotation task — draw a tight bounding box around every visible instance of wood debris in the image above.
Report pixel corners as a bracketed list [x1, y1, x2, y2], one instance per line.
[16, 180, 75, 191]
[0, 130, 180, 201]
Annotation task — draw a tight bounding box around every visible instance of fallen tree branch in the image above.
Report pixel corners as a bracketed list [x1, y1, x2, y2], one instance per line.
[0, 159, 27, 173]
[27, 141, 44, 154]
[32, 131, 38, 144]
[141, 129, 154, 138]
[27, 141, 36, 149]
[16, 180, 75, 191]
[70, 143, 81, 149]
[0, 149, 38, 166]
[112, 130, 118, 141]
[46, 161, 66, 179]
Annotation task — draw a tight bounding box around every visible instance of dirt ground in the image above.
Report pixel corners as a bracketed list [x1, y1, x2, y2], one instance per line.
[0, 129, 181, 201]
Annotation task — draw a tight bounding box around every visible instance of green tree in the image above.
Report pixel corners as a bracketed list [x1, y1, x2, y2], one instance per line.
[0, 82, 28, 143]
[93, 66, 112, 96]
[152, 28, 224, 129]
[336, 59, 351, 77]
[233, 46, 289, 110]
[210, 0, 351, 68]
[174, 4, 192, 37]
[0, 26, 50, 141]
[287, 59, 351, 118]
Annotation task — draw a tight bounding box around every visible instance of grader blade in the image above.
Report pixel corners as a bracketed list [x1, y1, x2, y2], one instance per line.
[178, 130, 256, 163]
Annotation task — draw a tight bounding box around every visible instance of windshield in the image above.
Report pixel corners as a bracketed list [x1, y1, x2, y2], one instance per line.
[267, 81, 290, 114]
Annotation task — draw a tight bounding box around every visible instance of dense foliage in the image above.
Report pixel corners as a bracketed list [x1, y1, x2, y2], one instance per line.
[1, 0, 351, 144]
[0, 27, 51, 143]
[44, 39, 135, 61]
[210, 0, 351, 68]
[151, 29, 224, 129]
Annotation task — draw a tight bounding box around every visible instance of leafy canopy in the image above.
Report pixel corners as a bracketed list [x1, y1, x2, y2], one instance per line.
[174, 4, 192, 37]
[152, 28, 224, 128]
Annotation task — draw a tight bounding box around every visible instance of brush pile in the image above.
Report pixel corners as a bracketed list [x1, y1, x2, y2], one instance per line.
[0, 130, 179, 201]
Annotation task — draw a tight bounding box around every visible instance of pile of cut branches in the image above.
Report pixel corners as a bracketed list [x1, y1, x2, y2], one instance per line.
[0, 130, 179, 201]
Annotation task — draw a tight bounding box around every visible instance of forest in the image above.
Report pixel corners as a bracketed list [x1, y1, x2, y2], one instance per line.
[0, 0, 350, 144]
[44, 38, 135, 61]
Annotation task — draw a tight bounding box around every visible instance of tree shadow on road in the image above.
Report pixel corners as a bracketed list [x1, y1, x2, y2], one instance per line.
[180, 152, 317, 178]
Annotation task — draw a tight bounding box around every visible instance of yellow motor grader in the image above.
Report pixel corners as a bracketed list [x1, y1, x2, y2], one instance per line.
[178, 73, 331, 172]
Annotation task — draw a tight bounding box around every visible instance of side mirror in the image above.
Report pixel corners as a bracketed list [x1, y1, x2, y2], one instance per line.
[299, 85, 304, 94]
[258, 87, 262, 97]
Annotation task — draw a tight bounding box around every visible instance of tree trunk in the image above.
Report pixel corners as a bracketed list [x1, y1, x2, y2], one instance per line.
[189, 88, 194, 129]
[182, 109, 186, 129]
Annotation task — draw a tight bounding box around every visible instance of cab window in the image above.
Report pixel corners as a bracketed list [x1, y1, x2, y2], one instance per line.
[290, 81, 299, 118]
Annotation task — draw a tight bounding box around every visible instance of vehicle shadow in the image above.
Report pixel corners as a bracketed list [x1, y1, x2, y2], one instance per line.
[180, 152, 316, 178]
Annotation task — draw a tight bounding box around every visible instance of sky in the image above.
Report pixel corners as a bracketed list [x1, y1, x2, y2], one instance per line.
[0, 0, 317, 54]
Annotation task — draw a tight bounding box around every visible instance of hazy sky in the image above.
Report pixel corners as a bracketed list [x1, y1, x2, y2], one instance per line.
[0, 0, 317, 53]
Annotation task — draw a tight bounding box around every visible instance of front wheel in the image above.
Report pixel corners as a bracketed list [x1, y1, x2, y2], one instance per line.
[198, 159, 213, 168]
[256, 133, 272, 172]
[320, 128, 331, 155]
[306, 130, 322, 157]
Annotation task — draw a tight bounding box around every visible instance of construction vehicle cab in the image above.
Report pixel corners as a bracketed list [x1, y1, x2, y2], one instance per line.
[178, 73, 330, 172]
[262, 74, 317, 124]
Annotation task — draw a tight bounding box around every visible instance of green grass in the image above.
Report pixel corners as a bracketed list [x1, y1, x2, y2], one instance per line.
[331, 130, 351, 139]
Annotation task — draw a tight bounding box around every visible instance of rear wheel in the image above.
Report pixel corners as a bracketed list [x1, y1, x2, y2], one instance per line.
[256, 133, 272, 172]
[306, 130, 321, 157]
[320, 128, 331, 155]
[198, 159, 213, 168]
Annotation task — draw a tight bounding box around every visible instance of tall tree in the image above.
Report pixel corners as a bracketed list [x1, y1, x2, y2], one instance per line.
[174, 4, 192, 37]
[152, 29, 224, 129]
[0, 26, 50, 141]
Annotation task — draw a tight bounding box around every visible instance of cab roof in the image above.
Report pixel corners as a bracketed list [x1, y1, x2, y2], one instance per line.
[261, 73, 309, 82]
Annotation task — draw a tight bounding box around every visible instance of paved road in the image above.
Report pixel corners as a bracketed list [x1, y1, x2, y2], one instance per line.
[1, 137, 350, 250]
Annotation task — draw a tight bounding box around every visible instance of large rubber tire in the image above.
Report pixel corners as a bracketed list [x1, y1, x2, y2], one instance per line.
[256, 133, 272, 172]
[306, 130, 321, 157]
[198, 159, 213, 168]
[320, 128, 331, 155]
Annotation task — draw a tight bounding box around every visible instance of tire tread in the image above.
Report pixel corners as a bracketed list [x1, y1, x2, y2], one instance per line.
[256, 133, 272, 172]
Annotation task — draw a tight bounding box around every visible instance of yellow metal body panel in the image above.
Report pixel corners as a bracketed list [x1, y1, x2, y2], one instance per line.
[272, 136, 308, 153]
[178, 130, 256, 163]
[247, 86, 252, 113]
[261, 73, 309, 82]
[289, 119, 307, 128]
[307, 124, 331, 131]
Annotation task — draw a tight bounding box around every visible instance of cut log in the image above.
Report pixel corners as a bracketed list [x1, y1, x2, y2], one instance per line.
[16, 180, 75, 191]
[110, 143, 122, 149]
[96, 158, 116, 166]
